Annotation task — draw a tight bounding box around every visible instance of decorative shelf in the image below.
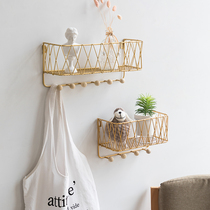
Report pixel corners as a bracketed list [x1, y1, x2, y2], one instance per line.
[97, 111, 168, 161]
[42, 39, 143, 87]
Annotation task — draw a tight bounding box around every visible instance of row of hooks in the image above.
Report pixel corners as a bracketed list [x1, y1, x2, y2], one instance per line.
[56, 78, 125, 90]
[103, 147, 151, 162]
[45, 71, 126, 89]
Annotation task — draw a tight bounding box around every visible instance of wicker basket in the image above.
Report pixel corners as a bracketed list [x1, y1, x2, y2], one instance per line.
[97, 111, 168, 160]
[42, 39, 143, 87]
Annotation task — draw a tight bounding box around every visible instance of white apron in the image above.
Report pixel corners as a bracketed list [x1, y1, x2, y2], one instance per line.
[23, 85, 100, 210]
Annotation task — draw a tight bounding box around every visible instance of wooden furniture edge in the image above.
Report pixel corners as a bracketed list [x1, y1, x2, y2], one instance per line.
[151, 186, 160, 210]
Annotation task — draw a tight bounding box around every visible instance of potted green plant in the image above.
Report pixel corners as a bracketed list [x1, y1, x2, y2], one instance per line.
[135, 94, 156, 117]
[134, 94, 157, 138]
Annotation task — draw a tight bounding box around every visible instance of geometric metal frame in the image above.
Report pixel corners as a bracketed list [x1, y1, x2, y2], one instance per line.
[97, 111, 168, 161]
[42, 39, 143, 87]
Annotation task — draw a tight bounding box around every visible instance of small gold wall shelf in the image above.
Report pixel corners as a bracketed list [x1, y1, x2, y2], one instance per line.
[42, 39, 143, 88]
[97, 111, 168, 162]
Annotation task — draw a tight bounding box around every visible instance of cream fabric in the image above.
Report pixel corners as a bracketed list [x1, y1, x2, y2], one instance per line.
[23, 85, 100, 210]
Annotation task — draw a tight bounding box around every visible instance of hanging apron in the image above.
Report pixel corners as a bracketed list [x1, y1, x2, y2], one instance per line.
[23, 85, 100, 210]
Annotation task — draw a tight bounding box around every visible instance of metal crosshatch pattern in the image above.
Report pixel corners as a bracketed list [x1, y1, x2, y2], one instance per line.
[97, 111, 168, 161]
[42, 39, 143, 87]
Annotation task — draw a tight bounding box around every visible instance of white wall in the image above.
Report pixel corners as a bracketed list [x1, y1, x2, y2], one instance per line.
[1, 0, 210, 209]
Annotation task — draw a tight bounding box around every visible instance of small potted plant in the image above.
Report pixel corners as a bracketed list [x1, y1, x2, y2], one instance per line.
[134, 94, 156, 138]
[135, 94, 156, 118]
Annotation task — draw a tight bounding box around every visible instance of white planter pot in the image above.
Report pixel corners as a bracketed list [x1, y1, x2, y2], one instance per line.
[134, 114, 153, 138]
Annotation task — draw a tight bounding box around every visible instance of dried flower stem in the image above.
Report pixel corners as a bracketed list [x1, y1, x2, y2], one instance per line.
[93, 0, 122, 31]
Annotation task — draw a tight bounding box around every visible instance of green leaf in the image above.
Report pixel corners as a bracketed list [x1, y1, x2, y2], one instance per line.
[135, 94, 156, 116]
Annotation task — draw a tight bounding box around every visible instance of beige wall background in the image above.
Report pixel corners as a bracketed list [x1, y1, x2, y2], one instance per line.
[1, 0, 210, 209]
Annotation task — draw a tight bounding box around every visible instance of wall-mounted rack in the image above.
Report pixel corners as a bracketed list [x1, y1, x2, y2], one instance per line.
[42, 39, 143, 88]
[97, 111, 168, 162]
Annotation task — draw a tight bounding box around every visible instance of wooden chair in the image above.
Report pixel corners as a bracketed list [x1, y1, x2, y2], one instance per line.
[151, 187, 160, 210]
[151, 175, 210, 210]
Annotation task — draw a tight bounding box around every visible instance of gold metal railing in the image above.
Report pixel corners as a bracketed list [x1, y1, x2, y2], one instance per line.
[42, 39, 143, 87]
[97, 111, 168, 161]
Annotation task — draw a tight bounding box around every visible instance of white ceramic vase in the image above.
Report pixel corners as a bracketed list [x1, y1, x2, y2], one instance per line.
[134, 114, 153, 138]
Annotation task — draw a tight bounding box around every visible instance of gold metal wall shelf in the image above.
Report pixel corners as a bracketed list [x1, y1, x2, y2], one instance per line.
[42, 39, 143, 88]
[97, 111, 168, 162]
